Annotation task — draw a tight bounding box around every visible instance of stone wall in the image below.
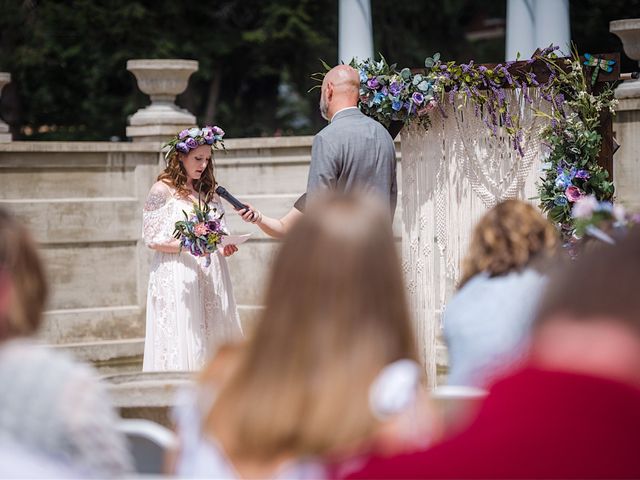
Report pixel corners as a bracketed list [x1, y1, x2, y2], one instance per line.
[0, 137, 402, 374]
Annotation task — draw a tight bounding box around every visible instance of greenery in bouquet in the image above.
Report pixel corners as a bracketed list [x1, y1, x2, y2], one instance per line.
[535, 47, 618, 238]
[173, 200, 228, 267]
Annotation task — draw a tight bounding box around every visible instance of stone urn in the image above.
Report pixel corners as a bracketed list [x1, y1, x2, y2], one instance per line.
[0, 73, 11, 141]
[610, 19, 640, 99]
[126, 59, 198, 142]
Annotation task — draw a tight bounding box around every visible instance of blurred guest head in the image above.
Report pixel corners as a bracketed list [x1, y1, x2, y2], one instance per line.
[0, 208, 47, 340]
[206, 193, 418, 463]
[533, 226, 640, 386]
[459, 200, 558, 287]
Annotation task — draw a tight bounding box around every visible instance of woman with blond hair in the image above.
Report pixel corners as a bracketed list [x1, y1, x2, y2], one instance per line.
[0, 208, 132, 476]
[171, 193, 436, 478]
[444, 199, 559, 388]
[142, 127, 242, 371]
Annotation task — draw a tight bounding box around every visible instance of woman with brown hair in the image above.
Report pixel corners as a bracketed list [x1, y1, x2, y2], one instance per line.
[0, 208, 132, 476]
[444, 199, 559, 388]
[171, 193, 436, 478]
[142, 127, 243, 372]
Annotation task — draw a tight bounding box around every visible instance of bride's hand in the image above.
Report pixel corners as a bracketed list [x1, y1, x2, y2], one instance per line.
[222, 245, 238, 257]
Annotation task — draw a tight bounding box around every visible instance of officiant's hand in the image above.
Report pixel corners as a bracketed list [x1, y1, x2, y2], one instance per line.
[221, 245, 238, 257]
[237, 203, 261, 224]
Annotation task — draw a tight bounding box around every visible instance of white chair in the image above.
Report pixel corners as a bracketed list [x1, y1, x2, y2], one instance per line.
[117, 419, 177, 475]
[431, 385, 488, 433]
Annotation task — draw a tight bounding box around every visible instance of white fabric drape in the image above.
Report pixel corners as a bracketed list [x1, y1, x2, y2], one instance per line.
[401, 90, 546, 387]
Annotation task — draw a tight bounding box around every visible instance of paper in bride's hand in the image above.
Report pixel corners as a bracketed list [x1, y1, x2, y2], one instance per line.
[220, 233, 252, 247]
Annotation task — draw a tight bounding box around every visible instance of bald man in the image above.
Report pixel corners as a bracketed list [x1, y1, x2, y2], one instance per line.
[307, 64, 397, 216]
[238, 65, 397, 237]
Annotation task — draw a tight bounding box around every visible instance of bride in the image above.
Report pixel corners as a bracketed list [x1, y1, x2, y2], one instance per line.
[142, 126, 243, 372]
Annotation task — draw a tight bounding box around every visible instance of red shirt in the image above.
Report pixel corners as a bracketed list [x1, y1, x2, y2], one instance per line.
[346, 367, 640, 479]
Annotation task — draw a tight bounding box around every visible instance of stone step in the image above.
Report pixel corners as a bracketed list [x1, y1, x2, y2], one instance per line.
[42, 305, 261, 345]
[53, 338, 144, 375]
[105, 371, 194, 427]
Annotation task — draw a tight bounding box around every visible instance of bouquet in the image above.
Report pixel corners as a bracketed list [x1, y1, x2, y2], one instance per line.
[173, 200, 228, 267]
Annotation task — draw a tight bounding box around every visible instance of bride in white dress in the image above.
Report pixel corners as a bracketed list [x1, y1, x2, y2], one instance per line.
[142, 127, 243, 371]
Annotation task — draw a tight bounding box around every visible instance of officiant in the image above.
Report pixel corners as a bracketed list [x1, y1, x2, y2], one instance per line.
[239, 64, 397, 237]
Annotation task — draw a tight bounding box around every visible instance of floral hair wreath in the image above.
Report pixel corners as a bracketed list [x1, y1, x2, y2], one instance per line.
[162, 126, 225, 161]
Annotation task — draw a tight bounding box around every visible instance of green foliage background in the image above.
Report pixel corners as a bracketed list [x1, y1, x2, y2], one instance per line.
[0, 0, 637, 140]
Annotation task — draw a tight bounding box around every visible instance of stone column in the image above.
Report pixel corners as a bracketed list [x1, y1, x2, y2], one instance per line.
[534, 0, 570, 55]
[0, 73, 12, 142]
[506, 0, 535, 61]
[611, 19, 640, 209]
[338, 0, 374, 63]
[126, 59, 198, 143]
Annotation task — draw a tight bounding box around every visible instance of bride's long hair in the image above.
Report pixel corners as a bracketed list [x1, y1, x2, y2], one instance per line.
[202, 193, 419, 464]
[157, 151, 217, 200]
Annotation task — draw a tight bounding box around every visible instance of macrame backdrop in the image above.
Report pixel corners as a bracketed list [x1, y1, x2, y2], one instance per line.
[401, 90, 547, 388]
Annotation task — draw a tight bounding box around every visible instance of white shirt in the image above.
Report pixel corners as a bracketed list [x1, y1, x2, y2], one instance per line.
[330, 106, 359, 122]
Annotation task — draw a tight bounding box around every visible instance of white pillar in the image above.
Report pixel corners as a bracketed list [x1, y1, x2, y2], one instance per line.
[506, 0, 536, 61]
[534, 0, 571, 55]
[338, 0, 374, 63]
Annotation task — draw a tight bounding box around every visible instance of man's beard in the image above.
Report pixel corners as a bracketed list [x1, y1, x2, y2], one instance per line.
[319, 93, 329, 121]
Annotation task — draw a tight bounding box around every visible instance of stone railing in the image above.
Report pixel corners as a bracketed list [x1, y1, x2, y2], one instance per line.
[0, 137, 404, 375]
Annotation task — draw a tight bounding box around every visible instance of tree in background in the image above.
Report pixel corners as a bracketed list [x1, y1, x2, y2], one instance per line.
[0, 0, 637, 140]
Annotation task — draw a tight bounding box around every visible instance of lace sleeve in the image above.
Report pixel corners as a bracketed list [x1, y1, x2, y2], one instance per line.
[143, 182, 176, 248]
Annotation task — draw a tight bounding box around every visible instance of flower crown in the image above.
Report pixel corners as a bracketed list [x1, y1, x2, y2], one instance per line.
[163, 126, 225, 160]
[572, 195, 640, 244]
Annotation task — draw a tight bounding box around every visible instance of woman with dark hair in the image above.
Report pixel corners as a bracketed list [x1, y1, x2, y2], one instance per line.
[444, 200, 559, 388]
[142, 127, 242, 372]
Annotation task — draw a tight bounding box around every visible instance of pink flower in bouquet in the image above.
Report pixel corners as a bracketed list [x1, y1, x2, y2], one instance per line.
[194, 222, 208, 237]
[565, 186, 584, 203]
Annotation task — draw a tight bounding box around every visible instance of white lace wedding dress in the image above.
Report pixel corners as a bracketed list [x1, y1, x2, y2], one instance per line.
[142, 181, 243, 371]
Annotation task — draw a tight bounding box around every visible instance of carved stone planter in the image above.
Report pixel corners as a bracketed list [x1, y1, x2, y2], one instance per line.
[610, 19, 640, 99]
[0, 73, 12, 142]
[126, 59, 198, 142]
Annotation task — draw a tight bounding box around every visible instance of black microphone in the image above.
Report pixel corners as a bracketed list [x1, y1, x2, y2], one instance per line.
[215, 185, 248, 211]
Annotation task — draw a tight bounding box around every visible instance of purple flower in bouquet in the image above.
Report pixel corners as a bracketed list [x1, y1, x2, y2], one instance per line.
[391, 99, 403, 111]
[185, 137, 198, 149]
[176, 142, 189, 153]
[389, 81, 404, 96]
[381, 86, 389, 95]
[204, 133, 215, 145]
[179, 129, 189, 139]
[212, 126, 225, 137]
[575, 169, 590, 180]
[367, 77, 380, 90]
[565, 186, 584, 203]
[411, 92, 425, 105]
